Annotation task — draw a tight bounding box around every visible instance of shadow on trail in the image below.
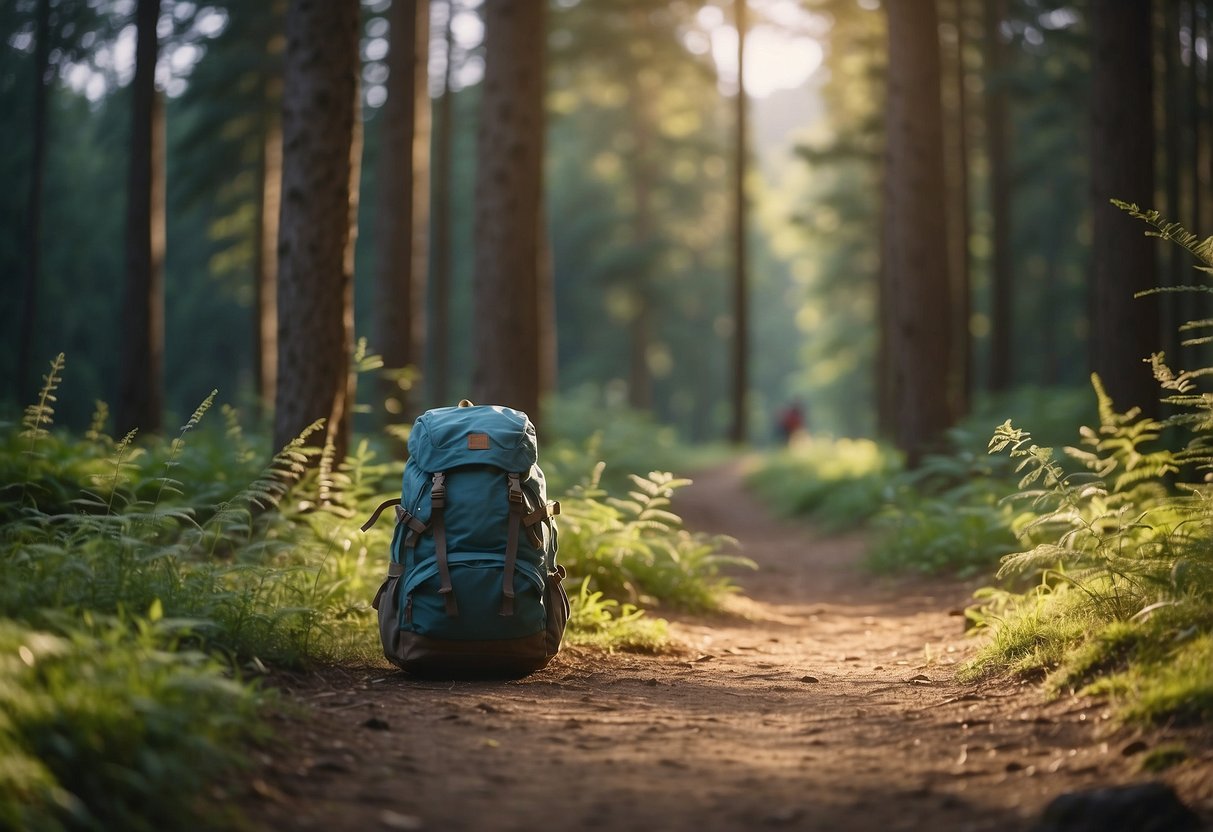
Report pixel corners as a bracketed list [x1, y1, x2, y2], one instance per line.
[250, 661, 1040, 832]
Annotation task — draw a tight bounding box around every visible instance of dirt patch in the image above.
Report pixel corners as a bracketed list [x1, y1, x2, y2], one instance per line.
[242, 461, 1213, 831]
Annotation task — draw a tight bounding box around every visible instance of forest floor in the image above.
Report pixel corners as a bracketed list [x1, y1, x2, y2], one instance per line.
[241, 461, 1213, 832]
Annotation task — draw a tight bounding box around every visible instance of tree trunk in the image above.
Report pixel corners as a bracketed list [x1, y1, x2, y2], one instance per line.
[729, 0, 750, 444]
[18, 0, 51, 402]
[538, 212, 558, 398]
[625, 56, 654, 413]
[117, 0, 165, 436]
[1202, 3, 1213, 239]
[1159, 1, 1185, 365]
[1190, 2, 1205, 236]
[948, 0, 972, 417]
[471, 0, 547, 420]
[984, 0, 1013, 393]
[1089, 0, 1158, 416]
[254, 103, 282, 417]
[273, 0, 362, 460]
[882, 0, 953, 465]
[374, 0, 431, 420]
[430, 0, 456, 406]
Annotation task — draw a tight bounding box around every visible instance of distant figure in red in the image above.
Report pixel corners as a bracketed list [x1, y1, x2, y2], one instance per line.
[776, 400, 806, 445]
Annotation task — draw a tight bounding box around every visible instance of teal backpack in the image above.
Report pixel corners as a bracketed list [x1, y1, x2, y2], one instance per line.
[362, 401, 568, 676]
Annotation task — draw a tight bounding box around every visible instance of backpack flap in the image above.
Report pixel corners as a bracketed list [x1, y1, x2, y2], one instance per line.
[408, 404, 538, 474]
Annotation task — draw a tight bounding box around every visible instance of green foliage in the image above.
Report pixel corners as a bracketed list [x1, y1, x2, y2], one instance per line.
[1139, 745, 1190, 774]
[1, 354, 752, 825]
[966, 209, 1213, 724]
[542, 389, 713, 495]
[0, 615, 260, 832]
[746, 432, 1021, 576]
[558, 464, 753, 613]
[564, 577, 669, 652]
[746, 438, 898, 532]
[0, 358, 388, 826]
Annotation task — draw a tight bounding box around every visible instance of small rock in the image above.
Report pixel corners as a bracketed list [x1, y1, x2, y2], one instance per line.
[363, 717, 391, 731]
[798, 675, 820, 684]
[379, 810, 424, 830]
[1032, 782, 1202, 832]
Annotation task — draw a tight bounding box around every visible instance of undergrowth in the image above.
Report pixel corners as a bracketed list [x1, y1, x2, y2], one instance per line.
[559, 462, 753, 613]
[1, 356, 740, 826]
[963, 204, 1213, 725]
[745, 437, 897, 532]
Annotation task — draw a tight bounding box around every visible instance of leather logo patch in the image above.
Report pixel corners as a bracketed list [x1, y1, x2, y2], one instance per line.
[467, 433, 490, 450]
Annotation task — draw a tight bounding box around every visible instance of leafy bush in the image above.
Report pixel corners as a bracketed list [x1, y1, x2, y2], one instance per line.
[558, 464, 753, 611]
[745, 437, 899, 531]
[964, 206, 1213, 723]
[0, 614, 260, 832]
[541, 388, 721, 495]
[865, 427, 1024, 575]
[564, 577, 669, 652]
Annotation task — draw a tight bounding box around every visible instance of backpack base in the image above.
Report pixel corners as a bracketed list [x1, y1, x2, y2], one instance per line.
[383, 630, 554, 679]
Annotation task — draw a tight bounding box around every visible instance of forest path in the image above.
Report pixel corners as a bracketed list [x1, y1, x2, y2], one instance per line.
[244, 460, 1202, 832]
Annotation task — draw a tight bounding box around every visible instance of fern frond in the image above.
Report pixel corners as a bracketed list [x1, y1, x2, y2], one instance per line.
[85, 400, 111, 444]
[153, 390, 217, 511]
[996, 544, 1071, 579]
[20, 354, 67, 497]
[1114, 200, 1213, 267]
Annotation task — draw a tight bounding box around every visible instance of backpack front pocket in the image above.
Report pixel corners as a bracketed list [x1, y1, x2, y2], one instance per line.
[403, 554, 546, 641]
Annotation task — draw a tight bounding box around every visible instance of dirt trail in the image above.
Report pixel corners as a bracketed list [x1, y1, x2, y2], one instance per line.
[245, 461, 1212, 832]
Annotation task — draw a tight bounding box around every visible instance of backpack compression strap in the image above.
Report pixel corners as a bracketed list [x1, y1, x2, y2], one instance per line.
[361, 498, 402, 532]
[430, 472, 459, 616]
[361, 499, 429, 576]
[500, 473, 527, 616]
[522, 501, 561, 549]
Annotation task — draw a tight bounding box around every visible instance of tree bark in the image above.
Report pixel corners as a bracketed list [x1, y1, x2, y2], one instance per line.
[624, 38, 655, 413]
[1160, 0, 1183, 365]
[882, 0, 953, 465]
[729, 0, 750, 444]
[1089, 0, 1158, 416]
[273, 0, 362, 459]
[254, 101, 282, 417]
[471, 0, 547, 420]
[430, 0, 456, 406]
[948, 0, 972, 417]
[117, 0, 165, 436]
[374, 0, 431, 419]
[18, 0, 51, 402]
[984, 0, 1013, 393]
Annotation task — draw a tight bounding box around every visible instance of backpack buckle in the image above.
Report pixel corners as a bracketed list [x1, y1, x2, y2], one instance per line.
[507, 473, 525, 507]
[431, 472, 447, 508]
